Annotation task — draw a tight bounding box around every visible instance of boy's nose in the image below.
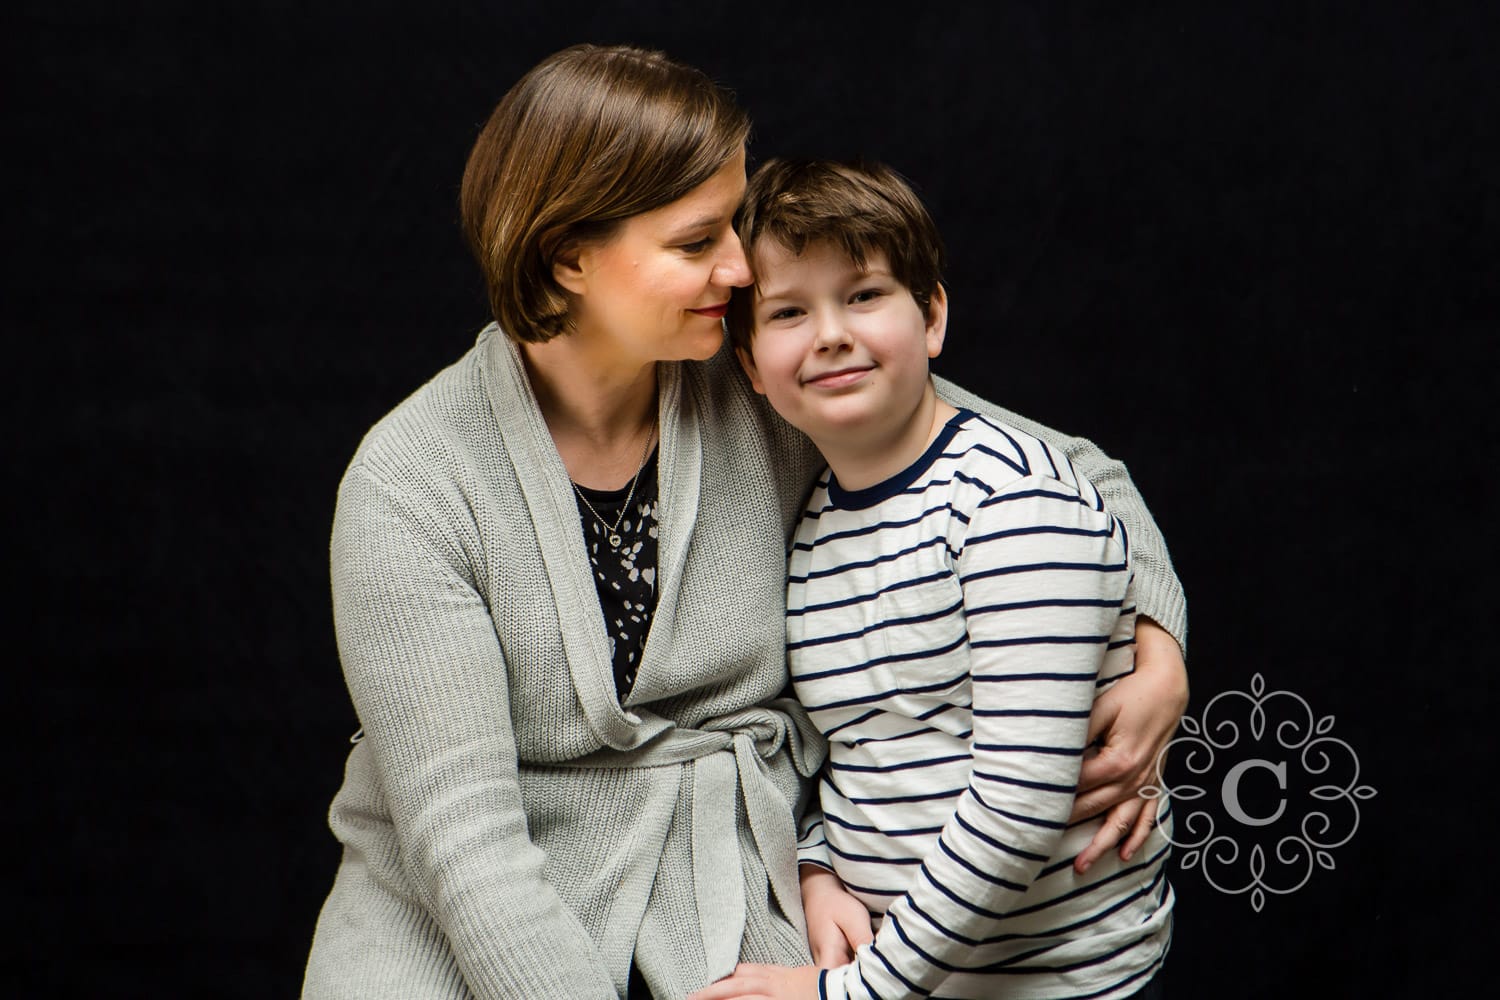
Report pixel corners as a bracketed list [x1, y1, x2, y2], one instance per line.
[813, 312, 853, 351]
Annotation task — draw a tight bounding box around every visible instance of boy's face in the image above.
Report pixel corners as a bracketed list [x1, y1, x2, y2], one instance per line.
[737, 238, 947, 448]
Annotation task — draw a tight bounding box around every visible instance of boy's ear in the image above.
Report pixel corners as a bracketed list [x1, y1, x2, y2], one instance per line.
[551, 242, 588, 296]
[924, 283, 950, 359]
[735, 344, 767, 395]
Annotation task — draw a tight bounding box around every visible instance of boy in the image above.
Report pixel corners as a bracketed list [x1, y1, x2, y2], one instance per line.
[710, 160, 1173, 1000]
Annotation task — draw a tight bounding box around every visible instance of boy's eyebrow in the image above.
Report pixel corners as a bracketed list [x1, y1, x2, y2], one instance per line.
[754, 279, 794, 301]
[756, 265, 894, 302]
[753, 276, 808, 302]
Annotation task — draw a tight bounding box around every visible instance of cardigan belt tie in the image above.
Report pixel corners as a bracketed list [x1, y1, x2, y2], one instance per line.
[560, 708, 813, 977]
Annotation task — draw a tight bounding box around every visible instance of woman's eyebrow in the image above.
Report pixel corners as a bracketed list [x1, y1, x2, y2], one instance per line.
[667, 213, 725, 237]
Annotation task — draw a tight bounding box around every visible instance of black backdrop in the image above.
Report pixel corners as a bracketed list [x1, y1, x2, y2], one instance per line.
[14, 1, 1495, 996]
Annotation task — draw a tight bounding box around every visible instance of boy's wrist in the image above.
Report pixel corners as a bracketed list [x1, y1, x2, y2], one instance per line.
[799, 862, 840, 888]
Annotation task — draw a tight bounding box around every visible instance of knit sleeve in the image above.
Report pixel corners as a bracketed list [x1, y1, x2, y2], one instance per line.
[821, 474, 1136, 1000]
[932, 375, 1187, 653]
[329, 462, 618, 999]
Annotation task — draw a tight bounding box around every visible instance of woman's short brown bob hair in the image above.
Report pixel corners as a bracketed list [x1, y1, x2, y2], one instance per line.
[460, 44, 750, 343]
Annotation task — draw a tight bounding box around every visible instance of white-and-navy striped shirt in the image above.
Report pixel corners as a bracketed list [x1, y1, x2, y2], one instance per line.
[790, 410, 1173, 1000]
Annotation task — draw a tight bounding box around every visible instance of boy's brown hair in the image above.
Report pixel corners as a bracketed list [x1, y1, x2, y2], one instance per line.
[726, 158, 947, 353]
[460, 44, 749, 343]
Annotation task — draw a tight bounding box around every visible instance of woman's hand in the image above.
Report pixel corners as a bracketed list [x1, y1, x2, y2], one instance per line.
[799, 865, 873, 967]
[687, 963, 822, 1000]
[1071, 618, 1189, 873]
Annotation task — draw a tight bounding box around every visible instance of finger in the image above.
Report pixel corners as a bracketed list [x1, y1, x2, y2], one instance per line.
[811, 939, 852, 968]
[1119, 796, 1159, 862]
[1073, 797, 1143, 874]
[830, 907, 873, 950]
[1082, 694, 1121, 754]
[1072, 818, 1122, 874]
[810, 916, 856, 966]
[844, 917, 874, 949]
[686, 968, 771, 1000]
[1075, 737, 1140, 796]
[1069, 775, 1131, 824]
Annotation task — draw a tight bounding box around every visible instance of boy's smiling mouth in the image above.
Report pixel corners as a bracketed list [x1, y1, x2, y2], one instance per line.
[803, 365, 875, 389]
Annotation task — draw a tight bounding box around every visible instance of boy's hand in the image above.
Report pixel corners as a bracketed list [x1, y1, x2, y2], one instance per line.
[687, 964, 822, 1000]
[1071, 619, 1189, 873]
[799, 865, 873, 967]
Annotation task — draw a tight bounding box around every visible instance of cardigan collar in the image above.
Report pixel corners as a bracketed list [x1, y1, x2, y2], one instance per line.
[476, 323, 701, 749]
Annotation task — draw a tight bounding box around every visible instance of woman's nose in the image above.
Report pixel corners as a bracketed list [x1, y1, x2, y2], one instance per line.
[713, 230, 752, 288]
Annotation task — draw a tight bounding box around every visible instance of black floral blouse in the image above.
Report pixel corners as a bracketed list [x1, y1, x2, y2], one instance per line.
[572, 449, 659, 699]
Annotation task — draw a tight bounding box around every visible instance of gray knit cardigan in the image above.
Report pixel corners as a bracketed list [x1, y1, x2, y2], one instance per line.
[301, 324, 1186, 1000]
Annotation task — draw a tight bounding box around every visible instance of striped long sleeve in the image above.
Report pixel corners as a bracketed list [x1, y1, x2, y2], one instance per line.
[789, 412, 1171, 1000]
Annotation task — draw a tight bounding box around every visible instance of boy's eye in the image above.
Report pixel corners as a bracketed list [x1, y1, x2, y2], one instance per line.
[767, 306, 803, 322]
[850, 288, 884, 304]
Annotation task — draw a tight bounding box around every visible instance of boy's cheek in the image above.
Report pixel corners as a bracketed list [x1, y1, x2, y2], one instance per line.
[734, 345, 768, 395]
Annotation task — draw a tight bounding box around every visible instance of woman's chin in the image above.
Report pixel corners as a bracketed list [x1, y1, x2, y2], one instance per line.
[673, 328, 727, 363]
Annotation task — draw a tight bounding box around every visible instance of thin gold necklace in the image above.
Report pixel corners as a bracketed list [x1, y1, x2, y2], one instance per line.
[573, 426, 656, 549]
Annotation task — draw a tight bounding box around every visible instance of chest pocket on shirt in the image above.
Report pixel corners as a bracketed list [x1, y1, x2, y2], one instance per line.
[873, 576, 970, 699]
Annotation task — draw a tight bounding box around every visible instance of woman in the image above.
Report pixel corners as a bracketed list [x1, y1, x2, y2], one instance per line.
[301, 44, 1188, 1000]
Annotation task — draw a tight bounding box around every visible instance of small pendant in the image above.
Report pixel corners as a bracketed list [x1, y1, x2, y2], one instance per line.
[609, 533, 622, 547]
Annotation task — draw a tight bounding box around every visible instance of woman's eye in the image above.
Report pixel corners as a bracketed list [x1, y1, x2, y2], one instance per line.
[679, 238, 713, 254]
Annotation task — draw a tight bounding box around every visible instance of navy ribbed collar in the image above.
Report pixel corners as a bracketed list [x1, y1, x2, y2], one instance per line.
[826, 408, 975, 511]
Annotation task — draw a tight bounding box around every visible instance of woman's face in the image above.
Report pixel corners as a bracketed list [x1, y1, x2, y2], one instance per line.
[557, 149, 750, 366]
